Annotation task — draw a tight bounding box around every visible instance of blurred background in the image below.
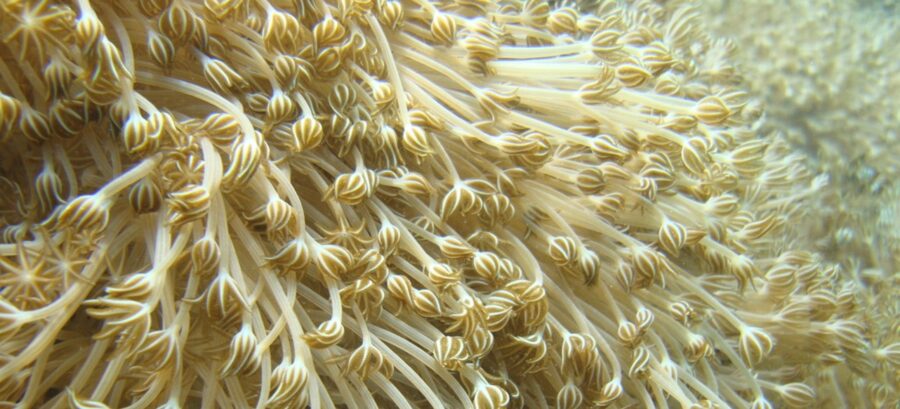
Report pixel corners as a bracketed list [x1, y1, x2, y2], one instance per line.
[699, 0, 899, 295]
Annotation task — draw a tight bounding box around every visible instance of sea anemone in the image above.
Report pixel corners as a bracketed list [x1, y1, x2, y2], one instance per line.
[0, 0, 894, 408]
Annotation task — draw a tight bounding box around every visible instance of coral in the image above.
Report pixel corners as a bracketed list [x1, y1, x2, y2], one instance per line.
[0, 0, 893, 408]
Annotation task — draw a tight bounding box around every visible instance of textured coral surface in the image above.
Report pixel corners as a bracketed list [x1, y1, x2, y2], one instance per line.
[0, 0, 896, 408]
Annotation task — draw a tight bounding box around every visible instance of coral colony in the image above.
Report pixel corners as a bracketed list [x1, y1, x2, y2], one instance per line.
[0, 0, 895, 408]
